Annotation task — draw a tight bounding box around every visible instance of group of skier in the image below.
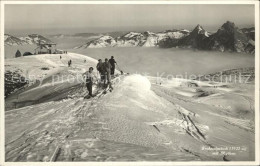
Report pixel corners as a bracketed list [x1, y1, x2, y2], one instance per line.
[84, 56, 118, 98]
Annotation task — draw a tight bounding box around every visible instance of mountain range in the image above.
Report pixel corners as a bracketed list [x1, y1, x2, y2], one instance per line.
[74, 21, 255, 54]
[49, 31, 128, 39]
[74, 29, 190, 49]
[4, 21, 255, 54]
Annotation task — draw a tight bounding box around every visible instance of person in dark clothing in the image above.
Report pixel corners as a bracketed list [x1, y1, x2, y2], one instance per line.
[103, 58, 112, 89]
[96, 59, 105, 86]
[85, 67, 96, 97]
[109, 56, 117, 76]
[68, 59, 72, 67]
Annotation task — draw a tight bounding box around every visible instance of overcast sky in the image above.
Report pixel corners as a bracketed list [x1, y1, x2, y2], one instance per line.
[5, 4, 255, 35]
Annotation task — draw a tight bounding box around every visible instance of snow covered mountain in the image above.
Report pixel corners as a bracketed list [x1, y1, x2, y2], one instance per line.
[207, 21, 252, 53]
[141, 31, 160, 47]
[6, 21, 254, 54]
[157, 29, 190, 40]
[159, 21, 254, 54]
[74, 36, 117, 48]
[75, 30, 190, 48]
[159, 25, 210, 48]
[24, 34, 54, 44]
[4, 34, 28, 46]
[116, 32, 146, 47]
[74, 21, 254, 54]
[5, 34, 54, 46]
[49, 32, 128, 39]
[74, 26, 208, 49]
[178, 24, 211, 48]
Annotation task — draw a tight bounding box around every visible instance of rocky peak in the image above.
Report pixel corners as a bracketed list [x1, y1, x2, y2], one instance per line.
[220, 21, 237, 33]
[191, 24, 205, 35]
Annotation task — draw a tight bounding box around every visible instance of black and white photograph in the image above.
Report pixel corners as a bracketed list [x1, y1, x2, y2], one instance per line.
[1, 0, 259, 165]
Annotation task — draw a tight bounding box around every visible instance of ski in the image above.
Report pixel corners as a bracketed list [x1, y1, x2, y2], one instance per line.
[83, 74, 123, 99]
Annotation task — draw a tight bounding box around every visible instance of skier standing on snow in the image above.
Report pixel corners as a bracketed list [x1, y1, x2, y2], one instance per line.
[68, 59, 72, 67]
[96, 59, 105, 87]
[109, 56, 117, 77]
[103, 58, 113, 89]
[84, 67, 96, 97]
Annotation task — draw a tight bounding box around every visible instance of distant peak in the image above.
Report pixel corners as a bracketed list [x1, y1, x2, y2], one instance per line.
[222, 21, 236, 29]
[194, 24, 203, 30]
[226, 21, 235, 25]
[192, 24, 204, 33]
[220, 21, 237, 32]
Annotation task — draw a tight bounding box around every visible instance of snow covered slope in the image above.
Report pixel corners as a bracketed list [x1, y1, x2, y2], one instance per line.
[5, 53, 97, 101]
[5, 53, 255, 161]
